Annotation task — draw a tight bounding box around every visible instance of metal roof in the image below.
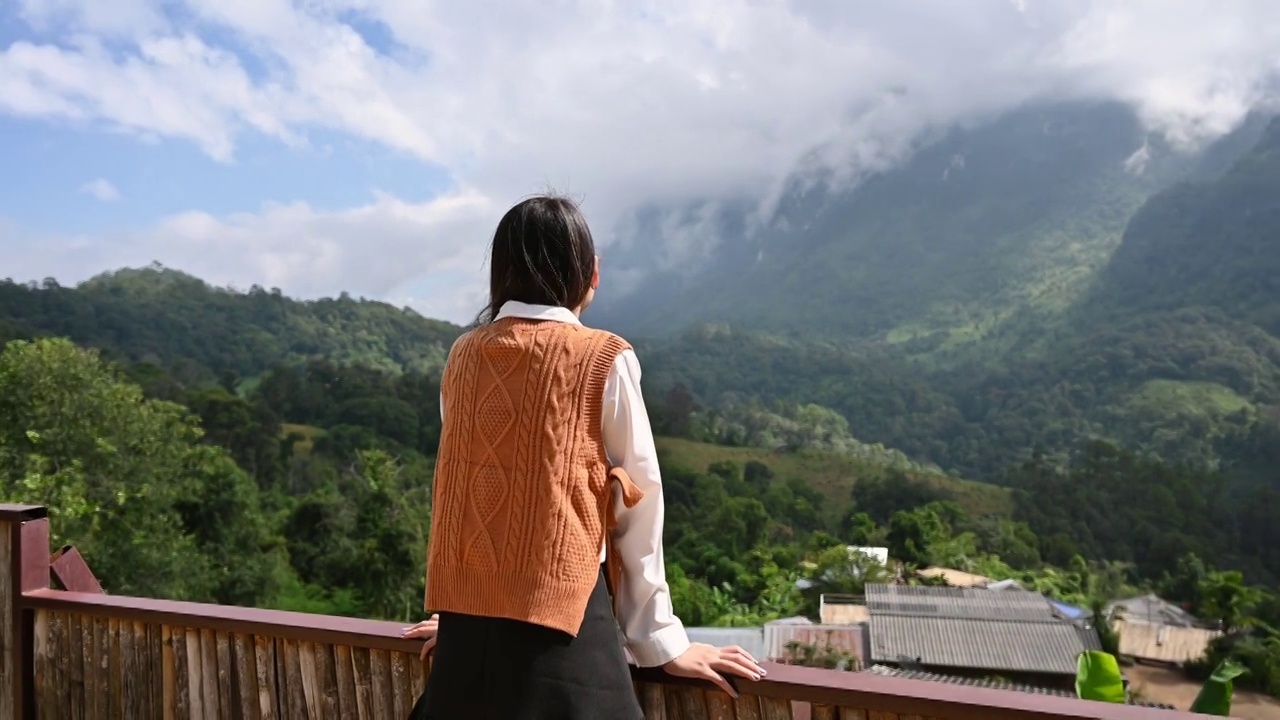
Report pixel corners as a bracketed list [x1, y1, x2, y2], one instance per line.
[863, 665, 1176, 710]
[869, 614, 1101, 675]
[1106, 594, 1201, 628]
[865, 583, 1101, 675]
[1113, 619, 1221, 664]
[865, 583, 1059, 623]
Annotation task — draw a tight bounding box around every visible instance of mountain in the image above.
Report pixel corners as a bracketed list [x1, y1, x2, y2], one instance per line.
[596, 103, 1182, 344]
[607, 108, 1280, 478]
[0, 264, 465, 379]
[1084, 117, 1280, 334]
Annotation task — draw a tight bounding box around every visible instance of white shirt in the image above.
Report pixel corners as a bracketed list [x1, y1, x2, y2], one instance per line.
[438, 301, 691, 667]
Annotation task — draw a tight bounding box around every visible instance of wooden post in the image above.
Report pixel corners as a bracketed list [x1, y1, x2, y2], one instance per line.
[0, 504, 50, 720]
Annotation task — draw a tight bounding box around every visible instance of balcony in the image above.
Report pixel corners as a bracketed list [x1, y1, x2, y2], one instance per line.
[0, 505, 1220, 719]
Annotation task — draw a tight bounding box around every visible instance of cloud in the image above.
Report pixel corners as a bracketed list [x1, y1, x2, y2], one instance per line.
[78, 178, 121, 202]
[5, 188, 494, 320]
[2, 0, 1280, 321]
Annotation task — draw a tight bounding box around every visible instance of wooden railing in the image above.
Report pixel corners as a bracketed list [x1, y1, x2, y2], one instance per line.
[0, 505, 1221, 719]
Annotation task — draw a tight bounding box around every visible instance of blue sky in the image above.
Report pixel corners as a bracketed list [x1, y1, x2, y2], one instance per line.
[0, 0, 1277, 322]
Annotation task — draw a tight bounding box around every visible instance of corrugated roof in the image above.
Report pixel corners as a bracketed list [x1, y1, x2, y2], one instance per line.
[865, 583, 1058, 623]
[765, 624, 867, 667]
[863, 665, 1176, 710]
[1106, 595, 1201, 628]
[1113, 619, 1221, 664]
[869, 614, 1101, 675]
[866, 583, 1101, 675]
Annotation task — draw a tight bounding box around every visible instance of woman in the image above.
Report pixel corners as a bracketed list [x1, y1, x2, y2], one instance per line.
[401, 195, 764, 719]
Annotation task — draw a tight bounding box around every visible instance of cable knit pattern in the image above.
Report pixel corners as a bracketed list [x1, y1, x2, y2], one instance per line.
[425, 317, 632, 636]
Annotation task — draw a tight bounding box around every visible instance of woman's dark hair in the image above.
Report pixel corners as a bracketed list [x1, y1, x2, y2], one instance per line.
[477, 194, 597, 325]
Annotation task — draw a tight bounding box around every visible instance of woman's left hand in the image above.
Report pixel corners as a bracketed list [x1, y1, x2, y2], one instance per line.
[400, 614, 440, 660]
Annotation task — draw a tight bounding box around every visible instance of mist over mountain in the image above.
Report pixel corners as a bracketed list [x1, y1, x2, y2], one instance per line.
[592, 101, 1270, 348]
[590, 101, 1280, 480]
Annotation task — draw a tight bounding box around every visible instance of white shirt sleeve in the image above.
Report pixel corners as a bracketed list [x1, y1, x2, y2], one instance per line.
[601, 349, 691, 667]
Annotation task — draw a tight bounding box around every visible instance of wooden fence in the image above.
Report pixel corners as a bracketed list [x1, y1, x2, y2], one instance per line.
[0, 505, 1219, 719]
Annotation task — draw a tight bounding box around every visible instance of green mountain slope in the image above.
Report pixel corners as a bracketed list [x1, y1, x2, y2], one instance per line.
[637, 122, 1280, 477]
[0, 264, 465, 378]
[655, 436, 1011, 519]
[1084, 117, 1280, 334]
[599, 102, 1215, 352]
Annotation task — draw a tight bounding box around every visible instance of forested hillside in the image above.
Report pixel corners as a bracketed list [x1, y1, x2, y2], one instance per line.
[0, 264, 462, 377]
[621, 114, 1280, 481]
[0, 266, 1278, 692]
[594, 103, 1269, 350]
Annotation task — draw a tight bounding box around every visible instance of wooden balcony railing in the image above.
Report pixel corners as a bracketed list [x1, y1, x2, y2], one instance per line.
[0, 505, 1222, 719]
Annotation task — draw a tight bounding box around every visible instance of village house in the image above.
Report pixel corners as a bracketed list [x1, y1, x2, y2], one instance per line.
[863, 583, 1102, 690]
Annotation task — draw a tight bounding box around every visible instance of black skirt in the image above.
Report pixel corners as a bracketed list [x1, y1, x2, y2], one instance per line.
[410, 565, 644, 720]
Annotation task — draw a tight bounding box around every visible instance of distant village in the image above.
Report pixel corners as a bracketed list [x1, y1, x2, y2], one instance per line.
[681, 547, 1225, 711]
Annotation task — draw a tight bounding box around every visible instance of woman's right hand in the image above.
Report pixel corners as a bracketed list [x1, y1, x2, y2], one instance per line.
[662, 643, 766, 697]
[400, 614, 440, 660]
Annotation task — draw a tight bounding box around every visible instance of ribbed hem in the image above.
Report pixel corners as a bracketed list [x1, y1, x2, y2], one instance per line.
[628, 623, 691, 667]
[426, 561, 595, 637]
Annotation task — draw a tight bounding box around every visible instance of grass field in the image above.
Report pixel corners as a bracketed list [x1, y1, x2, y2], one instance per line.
[282, 423, 326, 457]
[654, 436, 1012, 518]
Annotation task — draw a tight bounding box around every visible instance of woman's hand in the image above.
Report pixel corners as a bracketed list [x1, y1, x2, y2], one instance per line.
[400, 614, 440, 660]
[662, 643, 766, 697]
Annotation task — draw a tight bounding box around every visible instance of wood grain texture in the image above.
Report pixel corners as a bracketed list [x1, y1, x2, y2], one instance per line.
[316, 639, 339, 718]
[813, 705, 837, 720]
[233, 633, 259, 720]
[671, 685, 710, 719]
[734, 693, 764, 720]
[351, 646, 372, 717]
[838, 708, 869, 720]
[254, 635, 278, 720]
[370, 648, 392, 720]
[31, 610, 48, 720]
[637, 682, 667, 720]
[705, 690, 736, 720]
[82, 613, 98, 720]
[0, 525, 12, 720]
[761, 696, 795, 720]
[390, 649, 411, 718]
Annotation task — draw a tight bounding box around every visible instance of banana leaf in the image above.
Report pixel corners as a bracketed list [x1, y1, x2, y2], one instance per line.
[1076, 651, 1127, 704]
[1190, 659, 1247, 716]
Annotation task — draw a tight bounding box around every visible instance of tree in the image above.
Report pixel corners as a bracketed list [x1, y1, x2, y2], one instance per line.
[0, 339, 285, 602]
[1200, 570, 1263, 633]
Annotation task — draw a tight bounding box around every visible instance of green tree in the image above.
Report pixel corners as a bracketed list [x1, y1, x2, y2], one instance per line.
[0, 339, 284, 602]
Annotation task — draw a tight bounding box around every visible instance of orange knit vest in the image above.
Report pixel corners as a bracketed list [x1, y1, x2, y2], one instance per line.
[424, 318, 636, 636]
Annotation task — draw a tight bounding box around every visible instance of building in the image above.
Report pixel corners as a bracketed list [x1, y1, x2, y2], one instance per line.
[865, 583, 1101, 689]
[763, 617, 867, 668]
[1106, 594, 1200, 628]
[1106, 594, 1222, 665]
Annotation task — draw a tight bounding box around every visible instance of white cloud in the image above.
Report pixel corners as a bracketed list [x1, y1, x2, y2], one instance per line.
[4, 188, 495, 321]
[78, 178, 121, 202]
[2, 0, 1280, 321]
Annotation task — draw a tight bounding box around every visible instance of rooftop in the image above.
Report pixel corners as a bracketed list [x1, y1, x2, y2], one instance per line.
[865, 583, 1102, 675]
[1108, 594, 1203, 628]
[1114, 619, 1223, 665]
